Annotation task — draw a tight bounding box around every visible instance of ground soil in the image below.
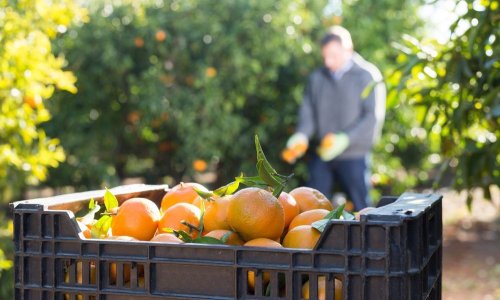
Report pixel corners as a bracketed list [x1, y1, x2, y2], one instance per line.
[440, 188, 500, 300]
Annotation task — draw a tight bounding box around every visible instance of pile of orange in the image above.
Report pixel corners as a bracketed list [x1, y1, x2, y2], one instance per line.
[77, 183, 353, 248]
[75, 183, 370, 299]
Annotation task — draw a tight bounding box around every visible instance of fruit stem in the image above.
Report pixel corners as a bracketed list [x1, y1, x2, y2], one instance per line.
[181, 221, 200, 232]
[100, 212, 117, 216]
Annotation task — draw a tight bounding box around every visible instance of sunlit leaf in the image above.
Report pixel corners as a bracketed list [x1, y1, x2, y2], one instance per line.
[103, 188, 119, 212]
[213, 180, 240, 196]
[90, 215, 112, 238]
[312, 204, 346, 233]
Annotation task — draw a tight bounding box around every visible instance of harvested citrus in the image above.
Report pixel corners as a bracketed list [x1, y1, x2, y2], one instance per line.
[109, 263, 144, 285]
[244, 238, 282, 291]
[160, 182, 208, 212]
[203, 196, 231, 232]
[277, 192, 300, 228]
[109, 263, 131, 284]
[320, 133, 335, 149]
[289, 187, 333, 212]
[302, 276, 342, 300]
[282, 225, 321, 249]
[107, 236, 138, 241]
[205, 229, 244, 246]
[244, 238, 282, 248]
[110, 198, 160, 241]
[288, 209, 330, 231]
[64, 261, 96, 286]
[151, 233, 184, 243]
[281, 148, 297, 164]
[227, 188, 285, 241]
[158, 203, 201, 238]
[191, 196, 204, 209]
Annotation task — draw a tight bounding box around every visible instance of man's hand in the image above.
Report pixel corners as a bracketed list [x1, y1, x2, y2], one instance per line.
[317, 132, 350, 161]
[281, 132, 309, 164]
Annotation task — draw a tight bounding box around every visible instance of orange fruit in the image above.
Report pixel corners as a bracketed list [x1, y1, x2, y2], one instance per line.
[77, 220, 92, 239]
[158, 203, 201, 238]
[134, 37, 144, 48]
[277, 192, 300, 228]
[23, 95, 42, 109]
[281, 148, 297, 163]
[151, 233, 184, 243]
[205, 229, 244, 246]
[244, 238, 282, 248]
[292, 142, 308, 155]
[161, 182, 208, 213]
[288, 209, 330, 231]
[227, 188, 285, 241]
[109, 263, 131, 284]
[111, 198, 160, 241]
[289, 187, 333, 212]
[203, 196, 231, 232]
[155, 30, 167, 42]
[282, 142, 308, 163]
[191, 196, 205, 209]
[302, 276, 342, 300]
[244, 238, 282, 291]
[205, 67, 217, 78]
[320, 133, 335, 149]
[192, 159, 208, 172]
[282, 225, 321, 249]
[107, 236, 138, 241]
[109, 263, 144, 285]
[64, 261, 96, 286]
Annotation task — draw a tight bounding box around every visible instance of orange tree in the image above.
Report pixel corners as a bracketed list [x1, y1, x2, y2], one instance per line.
[388, 0, 499, 206]
[45, 0, 324, 188]
[45, 0, 425, 194]
[0, 0, 87, 297]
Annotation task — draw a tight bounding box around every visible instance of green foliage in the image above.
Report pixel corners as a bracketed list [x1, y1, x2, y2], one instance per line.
[0, 212, 14, 300]
[388, 0, 499, 204]
[46, 0, 424, 197]
[46, 0, 325, 189]
[0, 0, 87, 202]
[0, 2, 87, 296]
[341, 0, 434, 197]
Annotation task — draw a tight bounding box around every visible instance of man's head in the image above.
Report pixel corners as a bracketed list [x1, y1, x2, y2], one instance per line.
[320, 26, 353, 72]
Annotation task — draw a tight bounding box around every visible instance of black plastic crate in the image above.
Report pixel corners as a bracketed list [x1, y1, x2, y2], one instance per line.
[11, 184, 442, 299]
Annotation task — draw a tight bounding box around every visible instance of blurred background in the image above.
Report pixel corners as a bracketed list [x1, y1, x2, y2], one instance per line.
[0, 0, 498, 299]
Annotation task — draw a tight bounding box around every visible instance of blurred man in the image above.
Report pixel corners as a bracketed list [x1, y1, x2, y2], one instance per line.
[283, 26, 385, 211]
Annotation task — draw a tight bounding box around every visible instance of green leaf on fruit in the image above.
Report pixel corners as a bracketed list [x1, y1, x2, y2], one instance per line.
[193, 186, 215, 199]
[312, 204, 345, 233]
[342, 211, 355, 220]
[191, 236, 225, 245]
[254, 135, 294, 197]
[77, 199, 101, 225]
[91, 215, 112, 238]
[160, 228, 193, 243]
[103, 188, 119, 212]
[89, 198, 96, 209]
[198, 198, 206, 238]
[214, 179, 241, 196]
[220, 231, 233, 243]
[175, 230, 193, 243]
[238, 175, 268, 188]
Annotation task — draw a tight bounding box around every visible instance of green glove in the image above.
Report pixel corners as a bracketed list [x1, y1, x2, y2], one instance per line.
[317, 132, 350, 161]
